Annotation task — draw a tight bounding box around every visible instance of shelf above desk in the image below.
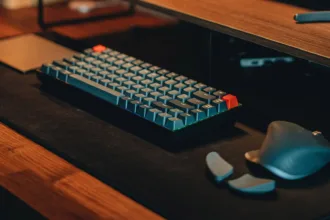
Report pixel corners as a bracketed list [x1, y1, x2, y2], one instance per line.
[139, 0, 330, 67]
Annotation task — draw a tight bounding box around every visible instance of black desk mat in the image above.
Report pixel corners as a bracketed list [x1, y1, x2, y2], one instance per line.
[1, 28, 330, 219]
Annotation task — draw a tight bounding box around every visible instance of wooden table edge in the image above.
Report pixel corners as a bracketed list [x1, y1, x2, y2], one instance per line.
[0, 123, 163, 220]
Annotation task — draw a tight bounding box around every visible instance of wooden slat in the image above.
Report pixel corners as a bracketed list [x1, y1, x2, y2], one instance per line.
[139, 0, 330, 67]
[0, 123, 163, 220]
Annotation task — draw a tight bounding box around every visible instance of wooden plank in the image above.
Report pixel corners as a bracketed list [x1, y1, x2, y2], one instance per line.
[139, 0, 330, 67]
[0, 3, 175, 40]
[0, 18, 22, 39]
[0, 123, 163, 220]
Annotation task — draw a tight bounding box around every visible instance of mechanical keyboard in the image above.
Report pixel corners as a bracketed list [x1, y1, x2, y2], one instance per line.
[37, 44, 241, 131]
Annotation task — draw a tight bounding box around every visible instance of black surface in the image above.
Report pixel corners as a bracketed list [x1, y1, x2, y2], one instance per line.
[1, 26, 330, 219]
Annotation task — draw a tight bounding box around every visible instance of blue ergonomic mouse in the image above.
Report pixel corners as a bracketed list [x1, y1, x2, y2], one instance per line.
[245, 121, 330, 180]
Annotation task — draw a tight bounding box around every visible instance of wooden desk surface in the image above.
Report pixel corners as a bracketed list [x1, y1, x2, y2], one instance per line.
[0, 123, 162, 220]
[139, 0, 330, 67]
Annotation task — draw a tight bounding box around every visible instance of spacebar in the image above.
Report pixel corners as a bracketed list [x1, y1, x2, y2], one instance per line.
[68, 74, 123, 105]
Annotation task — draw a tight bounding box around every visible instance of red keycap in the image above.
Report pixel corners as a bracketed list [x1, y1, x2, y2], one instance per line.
[93, 45, 106, 52]
[223, 94, 238, 109]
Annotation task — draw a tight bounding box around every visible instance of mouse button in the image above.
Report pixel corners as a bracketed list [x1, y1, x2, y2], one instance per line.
[228, 174, 275, 194]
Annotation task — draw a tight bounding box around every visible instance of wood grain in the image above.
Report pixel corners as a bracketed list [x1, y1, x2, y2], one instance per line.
[139, 0, 330, 67]
[0, 123, 163, 220]
[0, 18, 22, 39]
[0, 3, 175, 39]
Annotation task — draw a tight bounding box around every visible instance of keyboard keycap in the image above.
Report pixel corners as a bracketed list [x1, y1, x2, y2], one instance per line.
[64, 57, 78, 65]
[168, 99, 194, 112]
[50, 66, 61, 78]
[130, 66, 142, 74]
[165, 117, 185, 130]
[84, 57, 96, 64]
[141, 63, 152, 69]
[158, 86, 171, 94]
[155, 76, 168, 85]
[91, 67, 102, 74]
[141, 88, 153, 96]
[193, 91, 216, 103]
[106, 74, 118, 81]
[174, 83, 187, 92]
[93, 45, 106, 52]
[222, 94, 239, 109]
[123, 80, 136, 89]
[190, 109, 207, 121]
[143, 97, 155, 105]
[212, 99, 227, 113]
[83, 72, 94, 80]
[150, 91, 162, 100]
[115, 69, 127, 77]
[187, 98, 205, 108]
[98, 54, 109, 61]
[41, 63, 53, 74]
[167, 90, 180, 99]
[114, 77, 127, 85]
[132, 59, 143, 66]
[124, 89, 137, 98]
[177, 94, 189, 102]
[106, 57, 118, 64]
[150, 83, 161, 91]
[169, 108, 184, 117]
[164, 79, 177, 89]
[213, 90, 226, 98]
[147, 73, 160, 81]
[100, 63, 110, 70]
[127, 100, 141, 113]
[58, 70, 72, 82]
[155, 113, 171, 126]
[107, 82, 120, 90]
[68, 74, 122, 105]
[73, 53, 86, 60]
[137, 105, 151, 117]
[158, 95, 172, 104]
[141, 79, 153, 87]
[132, 76, 144, 84]
[76, 68, 87, 76]
[194, 83, 207, 90]
[146, 108, 162, 121]
[138, 69, 150, 78]
[183, 87, 196, 96]
[175, 76, 188, 82]
[122, 63, 134, 71]
[115, 86, 128, 94]
[119, 96, 132, 109]
[134, 93, 146, 102]
[184, 79, 197, 86]
[149, 66, 160, 72]
[124, 72, 136, 80]
[91, 75, 103, 83]
[178, 113, 195, 125]
[125, 56, 136, 63]
[98, 70, 110, 78]
[107, 66, 119, 74]
[132, 84, 144, 92]
[152, 101, 173, 113]
[82, 64, 94, 71]
[92, 60, 103, 67]
[117, 53, 128, 59]
[53, 60, 70, 69]
[157, 69, 169, 75]
[202, 87, 215, 94]
[99, 79, 111, 86]
[166, 72, 178, 79]
[201, 104, 217, 117]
